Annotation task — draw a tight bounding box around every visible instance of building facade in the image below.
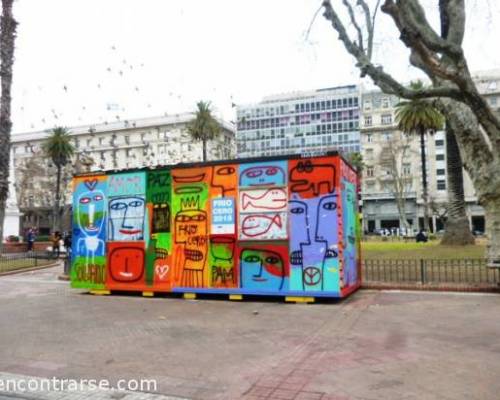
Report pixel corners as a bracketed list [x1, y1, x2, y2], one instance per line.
[236, 85, 361, 158]
[12, 113, 235, 235]
[359, 71, 500, 234]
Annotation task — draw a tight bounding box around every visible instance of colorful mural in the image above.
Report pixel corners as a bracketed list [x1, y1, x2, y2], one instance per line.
[71, 154, 360, 298]
[71, 175, 107, 289]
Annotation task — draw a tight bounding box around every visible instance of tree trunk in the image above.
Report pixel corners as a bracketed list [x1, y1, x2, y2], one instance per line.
[202, 138, 207, 162]
[419, 128, 430, 232]
[441, 126, 475, 245]
[53, 165, 61, 232]
[484, 198, 500, 267]
[0, 0, 17, 249]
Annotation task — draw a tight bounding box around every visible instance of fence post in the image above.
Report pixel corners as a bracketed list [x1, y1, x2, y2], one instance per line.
[34, 252, 38, 267]
[420, 259, 426, 284]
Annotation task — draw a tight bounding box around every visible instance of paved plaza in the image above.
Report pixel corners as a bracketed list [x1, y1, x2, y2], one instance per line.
[0, 266, 499, 399]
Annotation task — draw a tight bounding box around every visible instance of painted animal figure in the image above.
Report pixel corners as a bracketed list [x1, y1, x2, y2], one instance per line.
[290, 160, 336, 197]
[241, 213, 283, 238]
[241, 188, 287, 212]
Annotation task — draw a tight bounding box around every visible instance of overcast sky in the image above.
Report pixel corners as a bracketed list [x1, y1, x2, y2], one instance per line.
[10, 0, 500, 134]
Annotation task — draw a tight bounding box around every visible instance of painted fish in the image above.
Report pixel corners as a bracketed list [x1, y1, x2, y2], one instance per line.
[241, 188, 287, 211]
[241, 214, 283, 238]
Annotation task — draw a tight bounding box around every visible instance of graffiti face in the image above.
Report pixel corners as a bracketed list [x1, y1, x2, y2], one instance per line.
[71, 176, 108, 289]
[109, 196, 145, 241]
[289, 188, 339, 291]
[211, 165, 236, 197]
[108, 244, 145, 283]
[240, 248, 288, 291]
[316, 195, 338, 244]
[175, 210, 207, 270]
[239, 161, 287, 187]
[289, 198, 326, 290]
[77, 189, 106, 236]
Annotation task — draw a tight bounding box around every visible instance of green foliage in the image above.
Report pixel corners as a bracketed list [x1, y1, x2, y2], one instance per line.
[346, 152, 364, 172]
[42, 126, 75, 167]
[395, 81, 445, 134]
[186, 101, 221, 142]
[35, 235, 51, 242]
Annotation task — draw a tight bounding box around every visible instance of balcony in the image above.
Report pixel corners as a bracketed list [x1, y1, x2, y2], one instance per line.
[361, 191, 417, 201]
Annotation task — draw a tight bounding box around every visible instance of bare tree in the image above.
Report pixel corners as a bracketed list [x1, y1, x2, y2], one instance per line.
[378, 132, 413, 230]
[321, 0, 500, 266]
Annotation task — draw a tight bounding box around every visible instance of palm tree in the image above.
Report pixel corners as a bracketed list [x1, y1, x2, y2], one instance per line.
[440, 125, 475, 245]
[346, 151, 364, 173]
[0, 0, 17, 248]
[186, 101, 221, 162]
[43, 127, 75, 232]
[395, 81, 444, 232]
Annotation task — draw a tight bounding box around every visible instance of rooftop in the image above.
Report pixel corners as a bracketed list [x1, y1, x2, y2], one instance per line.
[12, 113, 235, 143]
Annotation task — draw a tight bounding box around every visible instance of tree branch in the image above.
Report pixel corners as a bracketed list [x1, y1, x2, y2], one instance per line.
[367, 0, 382, 60]
[321, 0, 462, 100]
[342, 0, 364, 52]
[382, 0, 463, 61]
[439, 0, 465, 46]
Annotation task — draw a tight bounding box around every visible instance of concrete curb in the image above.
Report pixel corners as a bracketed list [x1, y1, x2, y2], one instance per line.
[0, 261, 61, 277]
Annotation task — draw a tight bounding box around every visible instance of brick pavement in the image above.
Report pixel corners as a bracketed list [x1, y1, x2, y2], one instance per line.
[1, 267, 500, 399]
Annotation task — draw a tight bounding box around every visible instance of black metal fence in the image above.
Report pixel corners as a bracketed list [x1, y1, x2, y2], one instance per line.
[363, 258, 500, 287]
[0, 251, 57, 274]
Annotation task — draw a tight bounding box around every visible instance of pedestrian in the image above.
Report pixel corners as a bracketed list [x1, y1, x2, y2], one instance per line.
[52, 231, 62, 258]
[63, 233, 72, 254]
[26, 228, 36, 252]
[415, 230, 428, 243]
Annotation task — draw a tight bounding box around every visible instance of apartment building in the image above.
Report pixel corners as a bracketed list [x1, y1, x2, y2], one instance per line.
[236, 85, 361, 158]
[11, 113, 235, 234]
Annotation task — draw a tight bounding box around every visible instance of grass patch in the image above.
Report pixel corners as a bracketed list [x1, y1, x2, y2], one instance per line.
[362, 240, 486, 259]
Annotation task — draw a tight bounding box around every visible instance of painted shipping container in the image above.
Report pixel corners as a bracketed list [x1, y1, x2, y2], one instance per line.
[70, 153, 361, 299]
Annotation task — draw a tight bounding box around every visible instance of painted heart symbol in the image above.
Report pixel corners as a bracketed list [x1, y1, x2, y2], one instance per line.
[84, 179, 98, 191]
[155, 264, 169, 280]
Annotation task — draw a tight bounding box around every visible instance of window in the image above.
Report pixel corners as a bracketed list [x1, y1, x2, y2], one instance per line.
[364, 100, 372, 111]
[381, 114, 392, 125]
[365, 148, 374, 159]
[366, 133, 373, 143]
[435, 139, 444, 147]
[366, 167, 374, 177]
[436, 154, 445, 161]
[381, 97, 390, 108]
[437, 180, 446, 190]
[364, 116, 372, 126]
[436, 169, 446, 175]
[383, 132, 392, 141]
[403, 163, 411, 175]
[490, 96, 497, 106]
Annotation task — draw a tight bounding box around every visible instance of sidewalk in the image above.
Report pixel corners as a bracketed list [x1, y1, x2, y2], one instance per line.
[0, 372, 188, 400]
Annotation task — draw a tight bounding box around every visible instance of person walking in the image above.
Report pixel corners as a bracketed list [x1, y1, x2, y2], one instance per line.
[26, 228, 36, 252]
[52, 231, 62, 258]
